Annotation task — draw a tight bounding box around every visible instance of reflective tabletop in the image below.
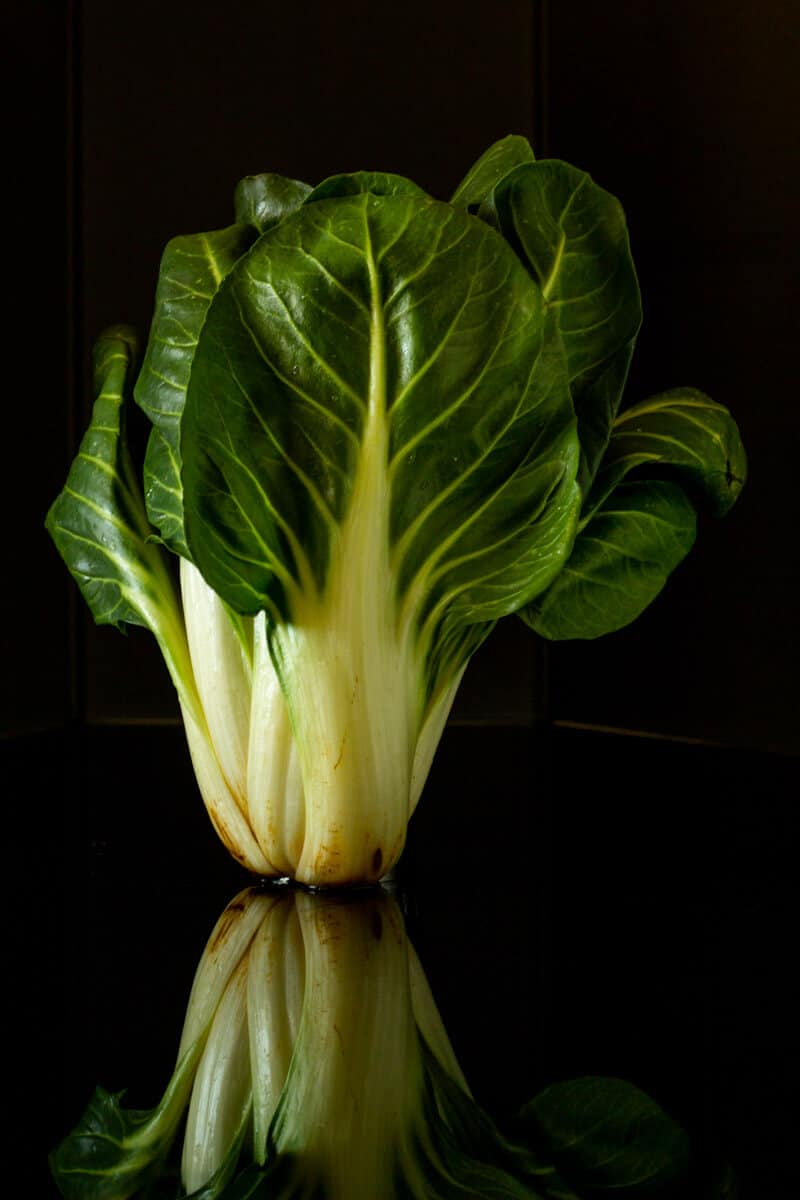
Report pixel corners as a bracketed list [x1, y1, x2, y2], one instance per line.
[10, 723, 797, 1198]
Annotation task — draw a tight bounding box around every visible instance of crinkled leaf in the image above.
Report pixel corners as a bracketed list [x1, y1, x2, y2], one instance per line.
[181, 193, 580, 705]
[46, 328, 179, 634]
[494, 160, 641, 491]
[522, 480, 696, 640]
[450, 135, 536, 218]
[587, 388, 747, 519]
[517, 1076, 690, 1195]
[234, 173, 313, 234]
[46, 327, 201, 717]
[524, 386, 747, 639]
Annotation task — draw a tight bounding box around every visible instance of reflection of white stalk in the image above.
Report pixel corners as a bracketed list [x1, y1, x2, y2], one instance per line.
[53, 886, 500, 1197]
[246, 895, 305, 1159]
[267, 893, 426, 1199]
[181, 956, 252, 1193]
[175, 887, 470, 1194]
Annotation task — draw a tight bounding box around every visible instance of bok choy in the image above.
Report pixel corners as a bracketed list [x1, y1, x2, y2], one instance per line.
[46, 136, 746, 884]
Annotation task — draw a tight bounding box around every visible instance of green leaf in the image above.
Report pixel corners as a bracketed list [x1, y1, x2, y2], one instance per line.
[134, 223, 263, 555]
[570, 339, 636, 497]
[494, 160, 641, 491]
[50, 1045, 203, 1200]
[181, 192, 580, 701]
[494, 160, 641, 385]
[412, 1049, 566, 1199]
[522, 480, 696, 640]
[523, 386, 747, 639]
[450, 135, 536, 213]
[517, 1076, 691, 1195]
[305, 170, 429, 203]
[588, 388, 747, 519]
[45, 327, 201, 716]
[234, 173, 313, 234]
[46, 329, 174, 633]
[190, 1158, 311, 1200]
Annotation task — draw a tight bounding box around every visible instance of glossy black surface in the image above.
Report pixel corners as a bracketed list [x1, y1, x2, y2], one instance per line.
[9, 724, 797, 1197]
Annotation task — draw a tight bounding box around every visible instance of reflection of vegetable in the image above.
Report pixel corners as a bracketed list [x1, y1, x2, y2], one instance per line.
[51, 886, 691, 1199]
[47, 138, 746, 884]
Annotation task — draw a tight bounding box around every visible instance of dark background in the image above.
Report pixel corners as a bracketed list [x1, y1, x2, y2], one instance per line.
[9, 0, 799, 752]
[5, 9, 798, 1194]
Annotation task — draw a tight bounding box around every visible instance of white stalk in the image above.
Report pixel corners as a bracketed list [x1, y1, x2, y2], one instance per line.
[246, 614, 306, 875]
[180, 558, 252, 812]
[272, 245, 420, 885]
[179, 699, 276, 875]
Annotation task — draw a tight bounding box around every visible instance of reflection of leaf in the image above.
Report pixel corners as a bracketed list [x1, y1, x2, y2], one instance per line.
[516, 1076, 690, 1195]
[50, 1044, 202, 1200]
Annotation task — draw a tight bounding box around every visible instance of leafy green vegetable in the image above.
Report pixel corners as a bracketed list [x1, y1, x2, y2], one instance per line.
[46, 139, 746, 884]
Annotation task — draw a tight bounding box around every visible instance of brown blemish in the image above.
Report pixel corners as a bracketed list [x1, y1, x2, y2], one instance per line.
[371, 847, 383, 875]
[208, 899, 246, 953]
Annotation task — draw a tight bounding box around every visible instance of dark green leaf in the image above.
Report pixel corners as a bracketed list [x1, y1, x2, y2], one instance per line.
[494, 160, 641, 386]
[305, 171, 428, 203]
[134, 223, 261, 555]
[571, 339, 636, 497]
[588, 388, 747, 519]
[50, 1045, 199, 1200]
[181, 192, 580, 703]
[522, 481, 696, 639]
[494, 160, 641, 493]
[45, 328, 177, 633]
[234, 173, 313, 234]
[46, 328, 202, 718]
[450, 135, 536, 213]
[524, 386, 746, 639]
[517, 1076, 690, 1195]
[189, 1158, 316, 1200]
[412, 1049, 566, 1199]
